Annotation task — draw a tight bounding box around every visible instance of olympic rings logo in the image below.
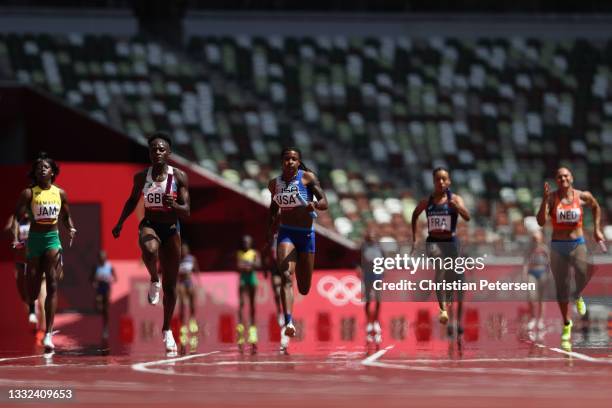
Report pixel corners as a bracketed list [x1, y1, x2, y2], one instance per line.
[316, 275, 362, 306]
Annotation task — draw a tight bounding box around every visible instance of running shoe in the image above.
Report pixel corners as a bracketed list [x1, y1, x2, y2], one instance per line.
[163, 330, 177, 352]
[537, 319, 545, 330]
[148, 281, 161, 305]
[236, 323, 245, 345]
[247, 325, 258, 344]
[575, 297, 586, 316]
[373, 320, 382, 335]
[374, 332, 382, 344]
[526, 318, 536, 331]
[284, 322, 296, 337]
[561, 320, 573, 342]
[439, 309, 449, 324]
[179, 325, 189, 346]
[28, 313, 38, 327]
[188, 318, 199, 334]
[280, 330, 290, 353]
[42, 333, 54, 351]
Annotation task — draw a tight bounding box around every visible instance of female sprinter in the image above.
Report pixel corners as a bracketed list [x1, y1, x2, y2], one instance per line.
[411, 167, 471, 337]
[536, 167, 604, 344]
[177, 243, 198, 331]
[236, 234, 261, 351]
[522, 230, 549, 339]
[7, 213, 47, 333]
[112, 132, 190, 353]
[13, 153, 76, 351]
[267, 147, 328, 350]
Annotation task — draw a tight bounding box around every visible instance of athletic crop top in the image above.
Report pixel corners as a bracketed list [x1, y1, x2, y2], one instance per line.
[551, 191, 583, 230]
[237, 249, 257, 271]
[273, 169, 313, 211]
[30, 185, 62, 225]
[95, 261, 114, 283]
[143, 166, 178, 212]
[425, 190, 458, 234]
[179, 254, 196, 276]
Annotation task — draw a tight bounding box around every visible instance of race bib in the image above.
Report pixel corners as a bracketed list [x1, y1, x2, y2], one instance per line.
[428, 215, 451, 232]
[273, 192, 302, 209]
[556, 208, 581, 224]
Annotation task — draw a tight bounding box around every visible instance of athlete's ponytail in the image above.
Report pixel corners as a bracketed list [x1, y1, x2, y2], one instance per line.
[28, 151, 60, 185]
[281, 146, 315, 174]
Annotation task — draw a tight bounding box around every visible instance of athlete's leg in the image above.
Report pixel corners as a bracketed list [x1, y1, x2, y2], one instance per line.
[187, 284, 196, 318]
[177, 283, 186, 324]
[139, 226, 161, 283]
[248, 284, 256, 327]
[159, 233, 181, 332]
[550, 249, 571, 325]
[26, 258, 43, 309]
[238, 285, 246, 326]
[41, 249, 61, 334]
[295, 252, 314, 296]
[571, 244, 589, 299]
[271, 274, 282, 316]
[38, 277, 46, 330]
[277, 243, 297, 319]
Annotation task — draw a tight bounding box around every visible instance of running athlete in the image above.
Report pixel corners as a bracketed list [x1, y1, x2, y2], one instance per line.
[536, 167, 604, 344]
[6, 213, 46, 330]
[90, 250, 116, 340]
[361, 229, 383, 344]
[112, 132, 190, 353]
[267, 147, 328, 349]
[236, 235, 261, 351]
[411, 167, 471, 336]
[177, 243, 198, 331]
[13, 153, 76, 351]
[522, 230, 549, 336]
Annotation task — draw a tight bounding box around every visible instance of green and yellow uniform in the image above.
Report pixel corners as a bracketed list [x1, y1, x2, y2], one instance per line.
[237, 249, 258, 287]
[27, 185, 62, 259]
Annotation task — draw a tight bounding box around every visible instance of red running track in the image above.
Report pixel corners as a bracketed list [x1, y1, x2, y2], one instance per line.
[0, 324, 610, 408]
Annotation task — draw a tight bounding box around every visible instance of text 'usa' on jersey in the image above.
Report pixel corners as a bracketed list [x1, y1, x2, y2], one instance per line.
[273, 169, 313, 211]
[142, 166, 178, 212]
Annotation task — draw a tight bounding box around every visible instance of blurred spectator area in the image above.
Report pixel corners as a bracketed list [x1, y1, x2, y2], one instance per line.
[2, 13, 612, 253]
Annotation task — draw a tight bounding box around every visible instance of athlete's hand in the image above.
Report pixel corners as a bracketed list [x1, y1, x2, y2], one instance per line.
[11, 240, 24, 250]
[594, 229, 604, 243]
[448, 195, 460, 209]
[543, 182, 551, 200]
[112, 223, 122, 238]
[162, 193, 176, 209]
[68, 228, 77, 248]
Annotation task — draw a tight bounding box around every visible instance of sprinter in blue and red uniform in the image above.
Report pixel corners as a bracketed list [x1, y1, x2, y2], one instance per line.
[266, 147, 328, 353]
[411, 167, 471, 336]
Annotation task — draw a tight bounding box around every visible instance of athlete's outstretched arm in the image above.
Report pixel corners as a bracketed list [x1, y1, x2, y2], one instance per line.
[163, 169, 190, 218]
[581, 190, 604, 242]
[304, 171, 328, 211]
[112, 172, 145, 238]
[536, 182, 551, 227]
[59, 189, 77, 246]
[450, 194, 470, 221]
[410, 199, 427, 246]
[12, 189, 32, 247]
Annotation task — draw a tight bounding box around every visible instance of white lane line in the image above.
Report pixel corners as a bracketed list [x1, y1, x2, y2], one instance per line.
[388, 357, 568, 363]
[131, 351, 220, 375]
[533, 342, 612, 364]
[548, 347, 611, 363]
[0, 354, 44, 363]
[361, 345, 394, 366]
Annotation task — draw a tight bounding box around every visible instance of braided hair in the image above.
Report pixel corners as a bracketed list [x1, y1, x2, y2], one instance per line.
[28, 152, 59, 185]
